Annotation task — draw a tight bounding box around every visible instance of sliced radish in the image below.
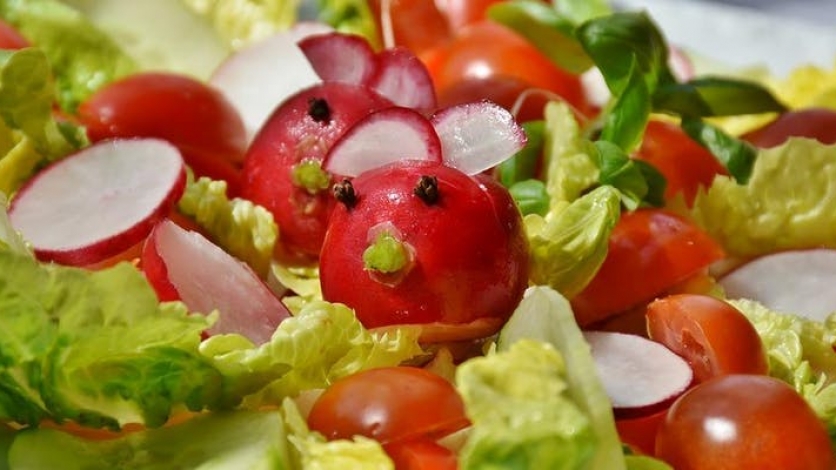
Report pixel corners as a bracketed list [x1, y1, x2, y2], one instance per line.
[584, 331, 694, 418]
[210, 31, 321, 142]
[8, 138, 185, 266]
[668, 45, 695, 82]
[719, 248, 836, 322]
[367, 46, 437, 112]
[143, 219, 290, 344]
[323, 106, 443, 177]
[431, 101, 527, 175]
[298, 32, 377, 85]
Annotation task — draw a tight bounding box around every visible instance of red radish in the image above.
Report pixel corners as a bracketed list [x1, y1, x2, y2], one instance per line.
[8, 138, 185, 266]
[320, 160, 529, 340]
[209, 31, 321, 142]
[719, 248, 836, 322]
[368, 46, 437, 112]
[323, 107, 443, 177]
[298, 32, 378, 85]
[240, 82, 393, 262]
[584, 331, 694, 418]
[142, 219, 291, 344]
[431, 101, 527, 175]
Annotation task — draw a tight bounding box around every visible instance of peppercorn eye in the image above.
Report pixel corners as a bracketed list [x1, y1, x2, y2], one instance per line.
[307, 97, 332, 123]
[413, 175, 439, 205]
[333, 179, 357, 208]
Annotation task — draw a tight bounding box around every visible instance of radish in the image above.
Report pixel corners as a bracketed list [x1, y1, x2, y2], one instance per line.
[298, 32, 377, 85]
[8, 138, 186, 266]
[142, 219, 291, 344]
[719, 248, 836, 322]
[368, 46, 437, 113]
[209, 31, 321, 142]
[584, 331, 694, 418]
[431, 101, 528, 175]
[322, 106, 443, 177]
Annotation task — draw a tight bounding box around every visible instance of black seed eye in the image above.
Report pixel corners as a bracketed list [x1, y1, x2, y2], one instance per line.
[414, 175, 439, 205]
[307, 97, 332, 124]
[333, 179, 357, 208]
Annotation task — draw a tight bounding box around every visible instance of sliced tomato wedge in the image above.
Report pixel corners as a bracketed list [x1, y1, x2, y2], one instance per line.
[384, 438, 458, 470]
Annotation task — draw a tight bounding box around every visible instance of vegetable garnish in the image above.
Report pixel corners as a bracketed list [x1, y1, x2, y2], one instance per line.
[3, 0, 836, 468]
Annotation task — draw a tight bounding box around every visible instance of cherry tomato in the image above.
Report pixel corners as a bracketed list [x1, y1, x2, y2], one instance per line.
[655, 374, 835, 470]
[77, 72, 247, 193]
[0, 18, 29, 49]
[571, 209, 725, 326]
[369, 0, 452, 56]
[307, 367, 470, 445]
[423, 21, 591, 121]
[741, 107, 836, 148]
[634, 119, 728, 205]
[615, 408, 667, 456]
[646, 294, 768, 383]
[436, 0, 508, 30]
[384, 438, 458, 470]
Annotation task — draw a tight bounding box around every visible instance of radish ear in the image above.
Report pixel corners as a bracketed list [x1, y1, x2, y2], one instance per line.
[298, 32, 377, 85]
[323, 106, 442, 177]
[431, 101, 527, 175]
[368, 46, 437, 112]
[8, 138, 186, 266]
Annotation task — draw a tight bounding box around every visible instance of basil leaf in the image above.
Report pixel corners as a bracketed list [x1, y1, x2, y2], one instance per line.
[590, 140, 664, 209]
[552, 0, 613, 24]
[681, 117, 758, 183]
[633, 159, 667, 208]
[599, 57, 651, 152]
[654, 77, 788, 117]
[509, 179, 550, 216]
[488, 0, 593, 74]
[497, 120, 546, 188]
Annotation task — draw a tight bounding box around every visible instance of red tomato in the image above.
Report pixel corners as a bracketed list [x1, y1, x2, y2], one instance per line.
[423, 21, 591, 121]
[384, 438, 458, 470]
[615, 408, 667, 456]
[741, 107, 836, 148]
[77, 72, 247, 193]
[0, 18, 29, 49]
[655, 375, 835, 470]
[634, 119, 728, 205]
[646, 294, 768, 383]
[436, 0, 508, 30]
[368, 0, 453, 56]
[307, 367, 470, 445]
[571, 209, 725, 326]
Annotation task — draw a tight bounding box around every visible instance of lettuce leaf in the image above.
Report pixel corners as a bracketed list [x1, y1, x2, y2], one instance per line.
[541, 101, 599, 205]
[315, 0, 379, 48]
[0, 191, 30, 256]
[0, 0, 137, 112]
[456, 339, 596, 469]
[691, 138, 836, 257]
[180, 0, 301, 49]
[178, 175, 278, 278]
[730, 298, 836, 435]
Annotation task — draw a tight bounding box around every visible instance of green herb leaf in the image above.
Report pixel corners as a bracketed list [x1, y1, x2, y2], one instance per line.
[591, 140, 664, 209]
[509, 179, 550, 216]
[598, 57, 651, 151]
[654, 76, 788, 117]
[681, 117, 758, 183]
[497, 120, 546, 188]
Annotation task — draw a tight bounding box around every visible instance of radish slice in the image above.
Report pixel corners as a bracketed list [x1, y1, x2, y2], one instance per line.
[210, 31, 321, 142]
[431, 101, 527, 175]
[287, 21, 335, 42]
[298, 32, 377, 85]
[584, 331, 693, 417]
[323, 106, 443, 177]
[719, 248, 836, 322]
[368, 46, 437, 112]
[144, 219, 291, 344]
[8, 138, 185, 266]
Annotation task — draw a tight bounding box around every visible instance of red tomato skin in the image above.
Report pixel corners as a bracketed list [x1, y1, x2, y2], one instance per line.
[77, 72, 248, 182]
[319, 161, 529, 332]
[646, 294, 768, 383]
[0, 18, 29, 49]
[369, 0, 453, 55]
[307, 367, 470, 445]
[741, 107, 836, 148]
[634, 120, 728, 205]
[655, 375, 836, 470]
[615, 408, 667, 456]
[424, 21, 591, 120]
[384, 438, 458, 470]
[571, 209, 725, 326]
[436, 0, 508, 30]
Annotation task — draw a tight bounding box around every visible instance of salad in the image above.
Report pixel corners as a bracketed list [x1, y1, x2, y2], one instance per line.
[2, 0, 836, 469]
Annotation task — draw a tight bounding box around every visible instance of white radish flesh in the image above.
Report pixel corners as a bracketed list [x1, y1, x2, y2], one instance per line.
[368, 46, 437, 112]
[584, 331, 694, 416]
[298, 32, 377, 85]
[210, 31, 321, 142]
[323, 106, 443, 177]
[431, 101, 527, 175]
[146, 219, 290, 344]
[719, 248, 836, 322]
[8, 138, 185, 266]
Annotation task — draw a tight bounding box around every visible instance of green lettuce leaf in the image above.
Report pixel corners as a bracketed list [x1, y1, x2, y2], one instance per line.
[315, 0, 379, 48]
[0, 192, 30, 256]
[180, 0, 300, 49]
[0, 47, 87, 194]
[730, 298, 836, 435]
[8, 410, 291, 470]
[0, 0, 137, 111]
[541, 101, 599, 205]
[691, 138, 836, 257]
[456, 339, 596, 469]
[178, 175, 278, 278]
[495, 286, 626, 470]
